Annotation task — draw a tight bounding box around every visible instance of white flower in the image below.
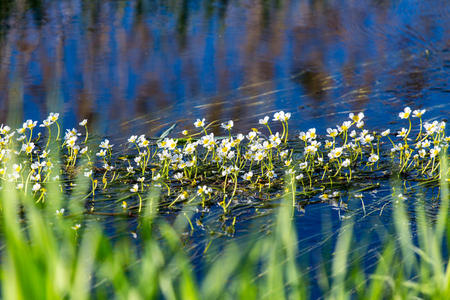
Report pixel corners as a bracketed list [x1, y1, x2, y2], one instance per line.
[397, 128, 408, 138]
[362, 134, 374, 144]
[304, 145, 318, 155]
[32, 183, 41, 192]
[418, 149, 426, 158]
[243, 171, 253, 181]
[157, 150, 171, 160]
[306, 128, 317, 140]
[285, 168, 295, 176]
[273, 111, 291, 122]
[430, 146, 441, 158]
[84, 170, 93, 177]
[247, 131, 257, 141]
[134, 156, 142, 164]
[103, 163, 113, 171]
[342, 159, 350, 168]
[79, 119, 88, 126]
[295, 173, 304, 180]
[298, 132, 307, 142]
[66, 136, 77, 148]
[269, 133, 282, 145]
[168, 139, 178, 150]
[399, 107, 412, 119]
[221, 120, 234, 130]
[349, 112, 364, 123]
[197, 185, 212, 196]
[64, 128, 80, 140]
[99, 139, 113, 149]
[254, 151, 266, 162]
[0, 124, 11, 134]
[96, 149, 106, 157]
[194, 118, 205, 128]
[273, 112, 282, 121]
[412, 109, 426, 118]
[221, 166, 232, 176]
[49, 113, 59, 122]
[319, 193, 329, 200]
[128, 135, 137, 143]
[200, 133, 215, 149]
[130, 184, 139, 193]
[56, 208, 65, 216]
[138, 138, 149, 148]
[259, 116, 270, 125]
[421, 140, 431, 148]
[324, 140, 334, 149]
[24, 119, 37, 130]
[299, 162, 308, 170]
[327, 128, 338, 138]
[338, 121, 352, 132]
[31, 173, 41, 181]
[40, 119, 52, 127]
[381, 129, 390, 137]
[266, 170, 277, 179]
[159, 138, 177, 150]
[368, 154, 379, 163]
[12, 164, 22, 173]
[424, 121, 438, 135]
[21, 142, 35, 154]
[183, 143, 197, 155]
[72, 224, 81, 230]
[329, 147, 343, 159]
[280, 150, 289, 159]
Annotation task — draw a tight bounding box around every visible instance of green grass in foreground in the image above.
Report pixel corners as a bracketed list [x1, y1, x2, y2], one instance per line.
[0, 152, 449, 299]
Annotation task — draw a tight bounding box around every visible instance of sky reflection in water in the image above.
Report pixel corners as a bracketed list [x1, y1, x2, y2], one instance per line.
[0, 0, 448, 138]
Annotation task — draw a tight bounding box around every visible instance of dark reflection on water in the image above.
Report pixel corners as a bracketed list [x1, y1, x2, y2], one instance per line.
[0, 0, 448, 138]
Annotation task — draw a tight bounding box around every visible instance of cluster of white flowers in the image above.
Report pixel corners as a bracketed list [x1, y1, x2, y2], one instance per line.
[0, 107, 447, 217]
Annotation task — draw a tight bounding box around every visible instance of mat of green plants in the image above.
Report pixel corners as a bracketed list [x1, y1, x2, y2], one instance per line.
[0, 107, 449, 298]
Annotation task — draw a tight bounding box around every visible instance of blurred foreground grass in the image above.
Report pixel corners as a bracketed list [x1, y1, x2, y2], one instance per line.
[0, 153, 449, 299]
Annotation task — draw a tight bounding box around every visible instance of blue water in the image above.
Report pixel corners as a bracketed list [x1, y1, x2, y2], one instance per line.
[0, 0, 448, 294]
[0, 0, 448, 136]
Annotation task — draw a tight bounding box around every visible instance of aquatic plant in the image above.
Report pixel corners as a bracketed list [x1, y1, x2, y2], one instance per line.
[0, 107, 447, 219]
[1, 147, 449, 299]
[0, 107, 448, 218]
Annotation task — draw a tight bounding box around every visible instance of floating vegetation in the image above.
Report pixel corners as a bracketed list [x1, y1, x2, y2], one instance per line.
[0, 108, 448, 218]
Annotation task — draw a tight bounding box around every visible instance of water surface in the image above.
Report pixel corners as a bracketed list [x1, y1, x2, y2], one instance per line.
[0, 0, 448, 136]
[0, 0, 449, 295]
